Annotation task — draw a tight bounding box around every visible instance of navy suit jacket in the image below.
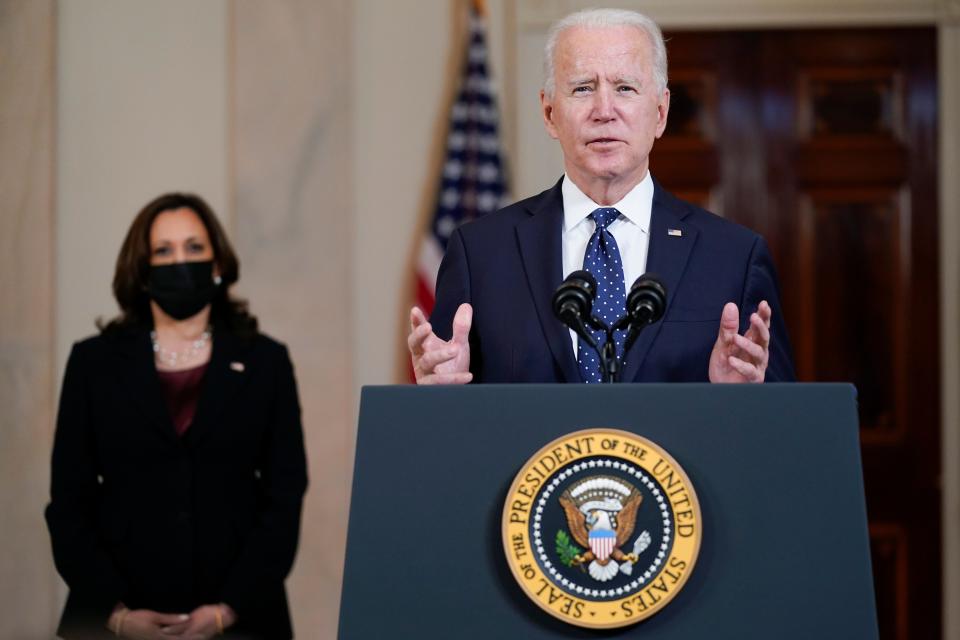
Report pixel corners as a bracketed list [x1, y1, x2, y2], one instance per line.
[431, 177, 795, 383]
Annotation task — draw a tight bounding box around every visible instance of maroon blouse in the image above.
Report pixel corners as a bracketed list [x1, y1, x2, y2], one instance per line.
[157, 363, 209, 436]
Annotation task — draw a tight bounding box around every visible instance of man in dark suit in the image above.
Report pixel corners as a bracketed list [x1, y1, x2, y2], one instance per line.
[408, 8, 794, 384]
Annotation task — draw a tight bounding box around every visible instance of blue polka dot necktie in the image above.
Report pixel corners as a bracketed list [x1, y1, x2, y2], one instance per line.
[578, 208, 627, 383]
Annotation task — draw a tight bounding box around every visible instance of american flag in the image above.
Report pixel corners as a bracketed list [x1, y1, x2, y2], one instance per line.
[414, 2, 509, 318]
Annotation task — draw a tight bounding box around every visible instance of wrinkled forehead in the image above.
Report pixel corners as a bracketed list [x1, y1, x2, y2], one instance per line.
[553, 25, 653, 81]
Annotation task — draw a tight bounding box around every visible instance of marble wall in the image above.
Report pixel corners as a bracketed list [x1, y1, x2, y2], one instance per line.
[231, 2, 353, 636]
[0, 1, 59, 637]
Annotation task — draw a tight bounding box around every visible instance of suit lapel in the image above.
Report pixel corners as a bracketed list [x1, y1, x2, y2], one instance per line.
[112, 329, 177, 442]
[621, 181, 699, 382]
[515, 179, 581, 383]
[186, 330, 248, 443]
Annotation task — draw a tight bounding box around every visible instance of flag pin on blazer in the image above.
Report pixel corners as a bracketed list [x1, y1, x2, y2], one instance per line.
[668, 228, 682, 237]
[230, 361, 245, 372]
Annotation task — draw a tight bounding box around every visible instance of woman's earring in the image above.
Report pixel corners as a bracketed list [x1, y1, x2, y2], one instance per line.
[214, 275, 223, 286]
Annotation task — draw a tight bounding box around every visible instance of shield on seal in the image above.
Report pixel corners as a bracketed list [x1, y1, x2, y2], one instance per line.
[588, 528, 616, 561]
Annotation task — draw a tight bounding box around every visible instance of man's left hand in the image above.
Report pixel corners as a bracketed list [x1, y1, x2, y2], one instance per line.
[708, 300, 771, 383]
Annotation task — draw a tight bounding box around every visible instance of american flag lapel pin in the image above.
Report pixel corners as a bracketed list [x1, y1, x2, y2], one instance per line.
[230, 361, 245, 373]
[668, 228, 682, 237]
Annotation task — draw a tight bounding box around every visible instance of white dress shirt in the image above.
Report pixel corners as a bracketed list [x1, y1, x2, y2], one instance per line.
[561, 172, 654, 354]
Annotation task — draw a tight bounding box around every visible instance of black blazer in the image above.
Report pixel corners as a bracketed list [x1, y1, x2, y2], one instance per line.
[431, 177, 795, 383]
[45, 327, 308, 639]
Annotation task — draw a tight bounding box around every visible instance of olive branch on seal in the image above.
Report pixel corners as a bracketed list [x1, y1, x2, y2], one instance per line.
[555, 529, 583, 567]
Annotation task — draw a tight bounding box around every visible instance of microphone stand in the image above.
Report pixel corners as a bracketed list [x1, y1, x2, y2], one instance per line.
[598, 321, 619, 384]
[587, 313, 654, 384]
[587, 316, 623, 383]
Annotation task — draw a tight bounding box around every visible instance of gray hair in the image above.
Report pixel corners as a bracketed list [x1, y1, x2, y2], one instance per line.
[542, 8, 668, 97]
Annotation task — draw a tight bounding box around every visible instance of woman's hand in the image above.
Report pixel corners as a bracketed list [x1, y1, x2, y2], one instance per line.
[108, 608, 190, 639]
[158, 604, 237, 639]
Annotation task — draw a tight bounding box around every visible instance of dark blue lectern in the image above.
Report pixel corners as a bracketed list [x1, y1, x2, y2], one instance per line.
[338, 384, 878, 639]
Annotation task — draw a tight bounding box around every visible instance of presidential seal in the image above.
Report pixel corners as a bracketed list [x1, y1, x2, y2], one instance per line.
[502, 429, 701, 629]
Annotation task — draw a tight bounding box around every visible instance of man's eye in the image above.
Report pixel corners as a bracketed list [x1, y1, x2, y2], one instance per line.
[573, 86, 591, 94]
[618, 85, 637, 93]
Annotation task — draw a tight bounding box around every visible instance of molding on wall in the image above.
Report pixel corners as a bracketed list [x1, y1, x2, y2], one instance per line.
[938, 23, 960, 640]
[941, 0, 960, 23]
[516, 0, 947, 29]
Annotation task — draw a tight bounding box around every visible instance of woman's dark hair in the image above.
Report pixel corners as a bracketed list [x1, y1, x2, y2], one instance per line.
[99, 192, 258, 338]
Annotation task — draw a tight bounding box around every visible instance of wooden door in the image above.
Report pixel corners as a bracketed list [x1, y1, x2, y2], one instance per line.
[652, 28, 940, 639]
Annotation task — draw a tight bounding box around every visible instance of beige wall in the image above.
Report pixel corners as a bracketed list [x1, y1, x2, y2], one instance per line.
[0, 0, 957, 638]
[351, 0, 456, 386]
[231, 2, 352, 636]
[0, 2, 58, 637]
[56, 0, 229, 372]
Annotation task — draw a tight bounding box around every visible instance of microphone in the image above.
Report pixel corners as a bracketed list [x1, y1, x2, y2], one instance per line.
[622, 274, 667, 354]
[552, 270, 600, 352]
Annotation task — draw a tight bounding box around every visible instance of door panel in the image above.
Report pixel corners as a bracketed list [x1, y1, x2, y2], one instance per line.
[652, 28, 940, 640]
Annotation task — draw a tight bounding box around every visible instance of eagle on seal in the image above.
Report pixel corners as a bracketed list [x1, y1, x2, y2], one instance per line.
[559, 475, 644, 582]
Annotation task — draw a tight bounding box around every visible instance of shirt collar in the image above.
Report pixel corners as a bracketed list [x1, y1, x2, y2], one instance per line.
[561, 172, 653, 233]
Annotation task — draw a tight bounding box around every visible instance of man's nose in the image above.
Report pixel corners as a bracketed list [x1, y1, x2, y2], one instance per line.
[592, 86, 616, 121]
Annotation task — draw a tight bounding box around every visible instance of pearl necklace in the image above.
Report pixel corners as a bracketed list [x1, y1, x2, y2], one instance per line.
[151, 327, 212, 368]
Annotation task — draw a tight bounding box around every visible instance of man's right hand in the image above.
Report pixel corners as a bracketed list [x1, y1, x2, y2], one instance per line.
[408, 303, 473, 385]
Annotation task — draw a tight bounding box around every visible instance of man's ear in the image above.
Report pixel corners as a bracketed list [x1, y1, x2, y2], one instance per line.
[541, 89, 560, 140]
[654, 88, 670, 139]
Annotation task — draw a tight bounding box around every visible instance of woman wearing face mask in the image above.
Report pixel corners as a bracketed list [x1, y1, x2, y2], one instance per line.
[45, 193, 308, 639]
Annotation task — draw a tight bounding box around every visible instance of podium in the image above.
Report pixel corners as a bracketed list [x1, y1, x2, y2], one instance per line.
[338, 384, 878, 639]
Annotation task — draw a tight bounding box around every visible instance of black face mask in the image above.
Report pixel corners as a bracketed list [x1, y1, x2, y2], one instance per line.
[147, 260, 220, 320]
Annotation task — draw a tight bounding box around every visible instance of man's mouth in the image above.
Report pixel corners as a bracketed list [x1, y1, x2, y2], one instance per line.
[587, 138, 623, 146]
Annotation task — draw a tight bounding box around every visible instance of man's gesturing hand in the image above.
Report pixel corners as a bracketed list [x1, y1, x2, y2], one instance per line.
[708, 300, 772, 383]
[408, 303, 473, 385]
